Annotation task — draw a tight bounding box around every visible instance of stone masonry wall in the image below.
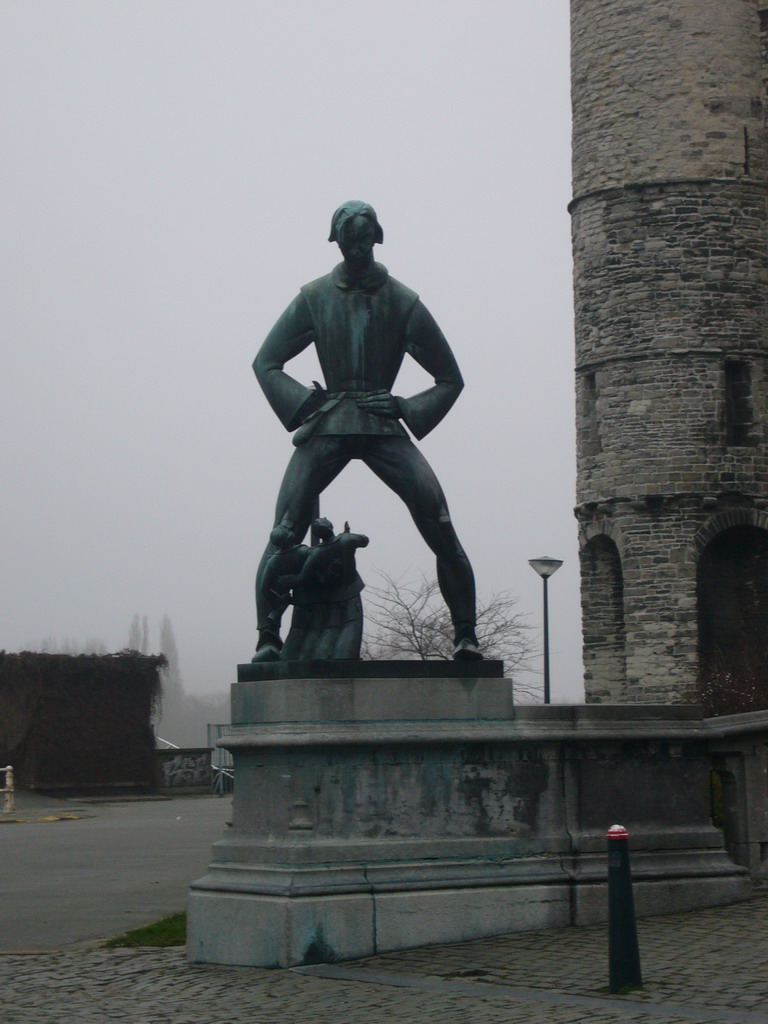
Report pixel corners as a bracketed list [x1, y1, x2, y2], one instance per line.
[573, 181, 768, 370]
[576, 349, 768, 504]
[571, 0, 766, 194]
[571, 0, 768, 702]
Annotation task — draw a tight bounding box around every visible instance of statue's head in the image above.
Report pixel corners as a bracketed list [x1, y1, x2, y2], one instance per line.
[312, 517, 334, 543]
[328, 201, 383, 249]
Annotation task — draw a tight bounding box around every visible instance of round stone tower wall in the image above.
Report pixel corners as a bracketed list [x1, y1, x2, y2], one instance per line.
[571, 0, 768, 703]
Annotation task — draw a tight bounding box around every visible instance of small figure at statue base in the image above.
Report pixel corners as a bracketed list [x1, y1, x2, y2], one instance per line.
[253, 518, 369, 662]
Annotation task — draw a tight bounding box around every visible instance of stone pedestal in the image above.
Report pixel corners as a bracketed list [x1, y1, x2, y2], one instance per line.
[187, 666, 748, 967]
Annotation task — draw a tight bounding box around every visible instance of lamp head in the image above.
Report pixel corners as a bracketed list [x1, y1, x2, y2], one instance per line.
[528, 557, 563, 579]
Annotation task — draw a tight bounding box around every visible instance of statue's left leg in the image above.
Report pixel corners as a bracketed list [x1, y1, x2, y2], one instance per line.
[254, 437, 350, 660]
[365, 438, 481, 659]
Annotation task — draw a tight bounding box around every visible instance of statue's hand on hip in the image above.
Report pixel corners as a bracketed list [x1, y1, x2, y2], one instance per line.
[356, 389, 400, 418]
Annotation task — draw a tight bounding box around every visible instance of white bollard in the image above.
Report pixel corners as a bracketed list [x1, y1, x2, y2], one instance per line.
[2, 765, 14, 814]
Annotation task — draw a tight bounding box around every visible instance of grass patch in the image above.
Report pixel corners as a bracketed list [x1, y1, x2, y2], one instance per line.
[105, 911, 186, 948]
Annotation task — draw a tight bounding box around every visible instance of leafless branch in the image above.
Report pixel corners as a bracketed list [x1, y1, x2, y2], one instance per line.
[361, 570, 537, 698]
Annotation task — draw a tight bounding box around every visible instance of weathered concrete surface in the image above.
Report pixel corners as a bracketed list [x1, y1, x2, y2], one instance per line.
[231, 673, 514, 724]
[706, 708, 768, 880]
[0, 794, 231, 951]
[188, 689, 748, 967]
[238, 659, 505, 681]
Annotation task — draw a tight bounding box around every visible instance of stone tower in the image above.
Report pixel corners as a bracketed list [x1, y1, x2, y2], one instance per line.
[571, 0, 768, 703]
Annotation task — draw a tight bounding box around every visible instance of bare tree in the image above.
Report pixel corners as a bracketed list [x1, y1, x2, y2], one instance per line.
[127, 613, 150, 654]
[128, 613, 142, 652]
[361, 571, 536, 696]
[154, 614, 230, 746]
[28, 637, 108, 655]
[699, 643, 768, 717]
[159, 615, 181, 693]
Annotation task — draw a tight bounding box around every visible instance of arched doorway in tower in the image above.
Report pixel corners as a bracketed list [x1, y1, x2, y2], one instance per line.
[580, 534, 626, 702]
[697, 525, 768, 715]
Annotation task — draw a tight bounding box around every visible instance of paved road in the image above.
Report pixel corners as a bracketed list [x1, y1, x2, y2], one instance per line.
[0, 794, 231, 950]
[1, 794, 767, 1023]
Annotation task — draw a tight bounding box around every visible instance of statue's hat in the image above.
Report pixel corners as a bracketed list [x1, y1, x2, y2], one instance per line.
[328, 201, 383, 244]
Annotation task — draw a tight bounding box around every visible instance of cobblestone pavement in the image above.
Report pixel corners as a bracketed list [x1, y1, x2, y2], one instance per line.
[1, 890, 767, 1024]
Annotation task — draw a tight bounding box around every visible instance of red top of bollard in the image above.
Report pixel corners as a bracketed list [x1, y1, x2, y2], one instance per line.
[606, 824, 628, 840]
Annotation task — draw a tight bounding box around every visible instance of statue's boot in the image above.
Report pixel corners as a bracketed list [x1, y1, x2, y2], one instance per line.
[251, 630, 283, 663]
[453, 624, 483, 661]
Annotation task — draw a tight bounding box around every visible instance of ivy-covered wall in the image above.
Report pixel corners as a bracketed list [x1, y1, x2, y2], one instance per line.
[0, 651, 164, 791]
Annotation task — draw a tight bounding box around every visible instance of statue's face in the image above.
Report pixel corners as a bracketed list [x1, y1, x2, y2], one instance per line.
[338, 214, 377, 270]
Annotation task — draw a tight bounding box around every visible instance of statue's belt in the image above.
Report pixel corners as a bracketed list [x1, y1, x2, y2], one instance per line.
[292, 391, 373, 446]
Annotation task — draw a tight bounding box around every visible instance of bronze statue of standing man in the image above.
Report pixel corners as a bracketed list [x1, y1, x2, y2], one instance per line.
[253, 201, 481, 662]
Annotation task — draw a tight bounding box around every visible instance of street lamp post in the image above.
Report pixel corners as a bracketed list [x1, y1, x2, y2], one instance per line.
[528, 557, 563, 704]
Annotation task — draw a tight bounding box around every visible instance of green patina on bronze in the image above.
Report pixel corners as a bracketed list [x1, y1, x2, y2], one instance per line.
[252, 202, 481, 663]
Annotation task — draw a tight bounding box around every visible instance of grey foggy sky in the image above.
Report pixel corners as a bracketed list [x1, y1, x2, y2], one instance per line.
[2, 2, 579, 701]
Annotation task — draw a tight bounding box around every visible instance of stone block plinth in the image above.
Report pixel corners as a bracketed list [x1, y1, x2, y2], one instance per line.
[187, 673, 749, 967]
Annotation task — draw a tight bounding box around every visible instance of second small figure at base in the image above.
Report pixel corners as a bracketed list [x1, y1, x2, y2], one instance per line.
[253, 518, 369, 662]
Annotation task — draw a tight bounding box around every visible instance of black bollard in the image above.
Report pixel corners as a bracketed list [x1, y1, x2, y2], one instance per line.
[607, 824, 642, 993]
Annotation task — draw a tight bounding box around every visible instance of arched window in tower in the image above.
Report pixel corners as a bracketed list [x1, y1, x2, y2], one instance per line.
[697, 526, 768, 714]
[578, 371, 601, 456]
[723, 360, 756, 447]
[580, 534, 625, 702]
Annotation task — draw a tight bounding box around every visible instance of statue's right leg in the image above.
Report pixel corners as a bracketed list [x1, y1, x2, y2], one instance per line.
[253, 438, 349, 659]
[364, 438, 481, 659]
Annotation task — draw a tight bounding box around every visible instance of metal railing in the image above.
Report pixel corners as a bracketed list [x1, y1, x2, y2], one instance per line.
[2, 765, 14, 814]
[208, 724, 234, 795]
